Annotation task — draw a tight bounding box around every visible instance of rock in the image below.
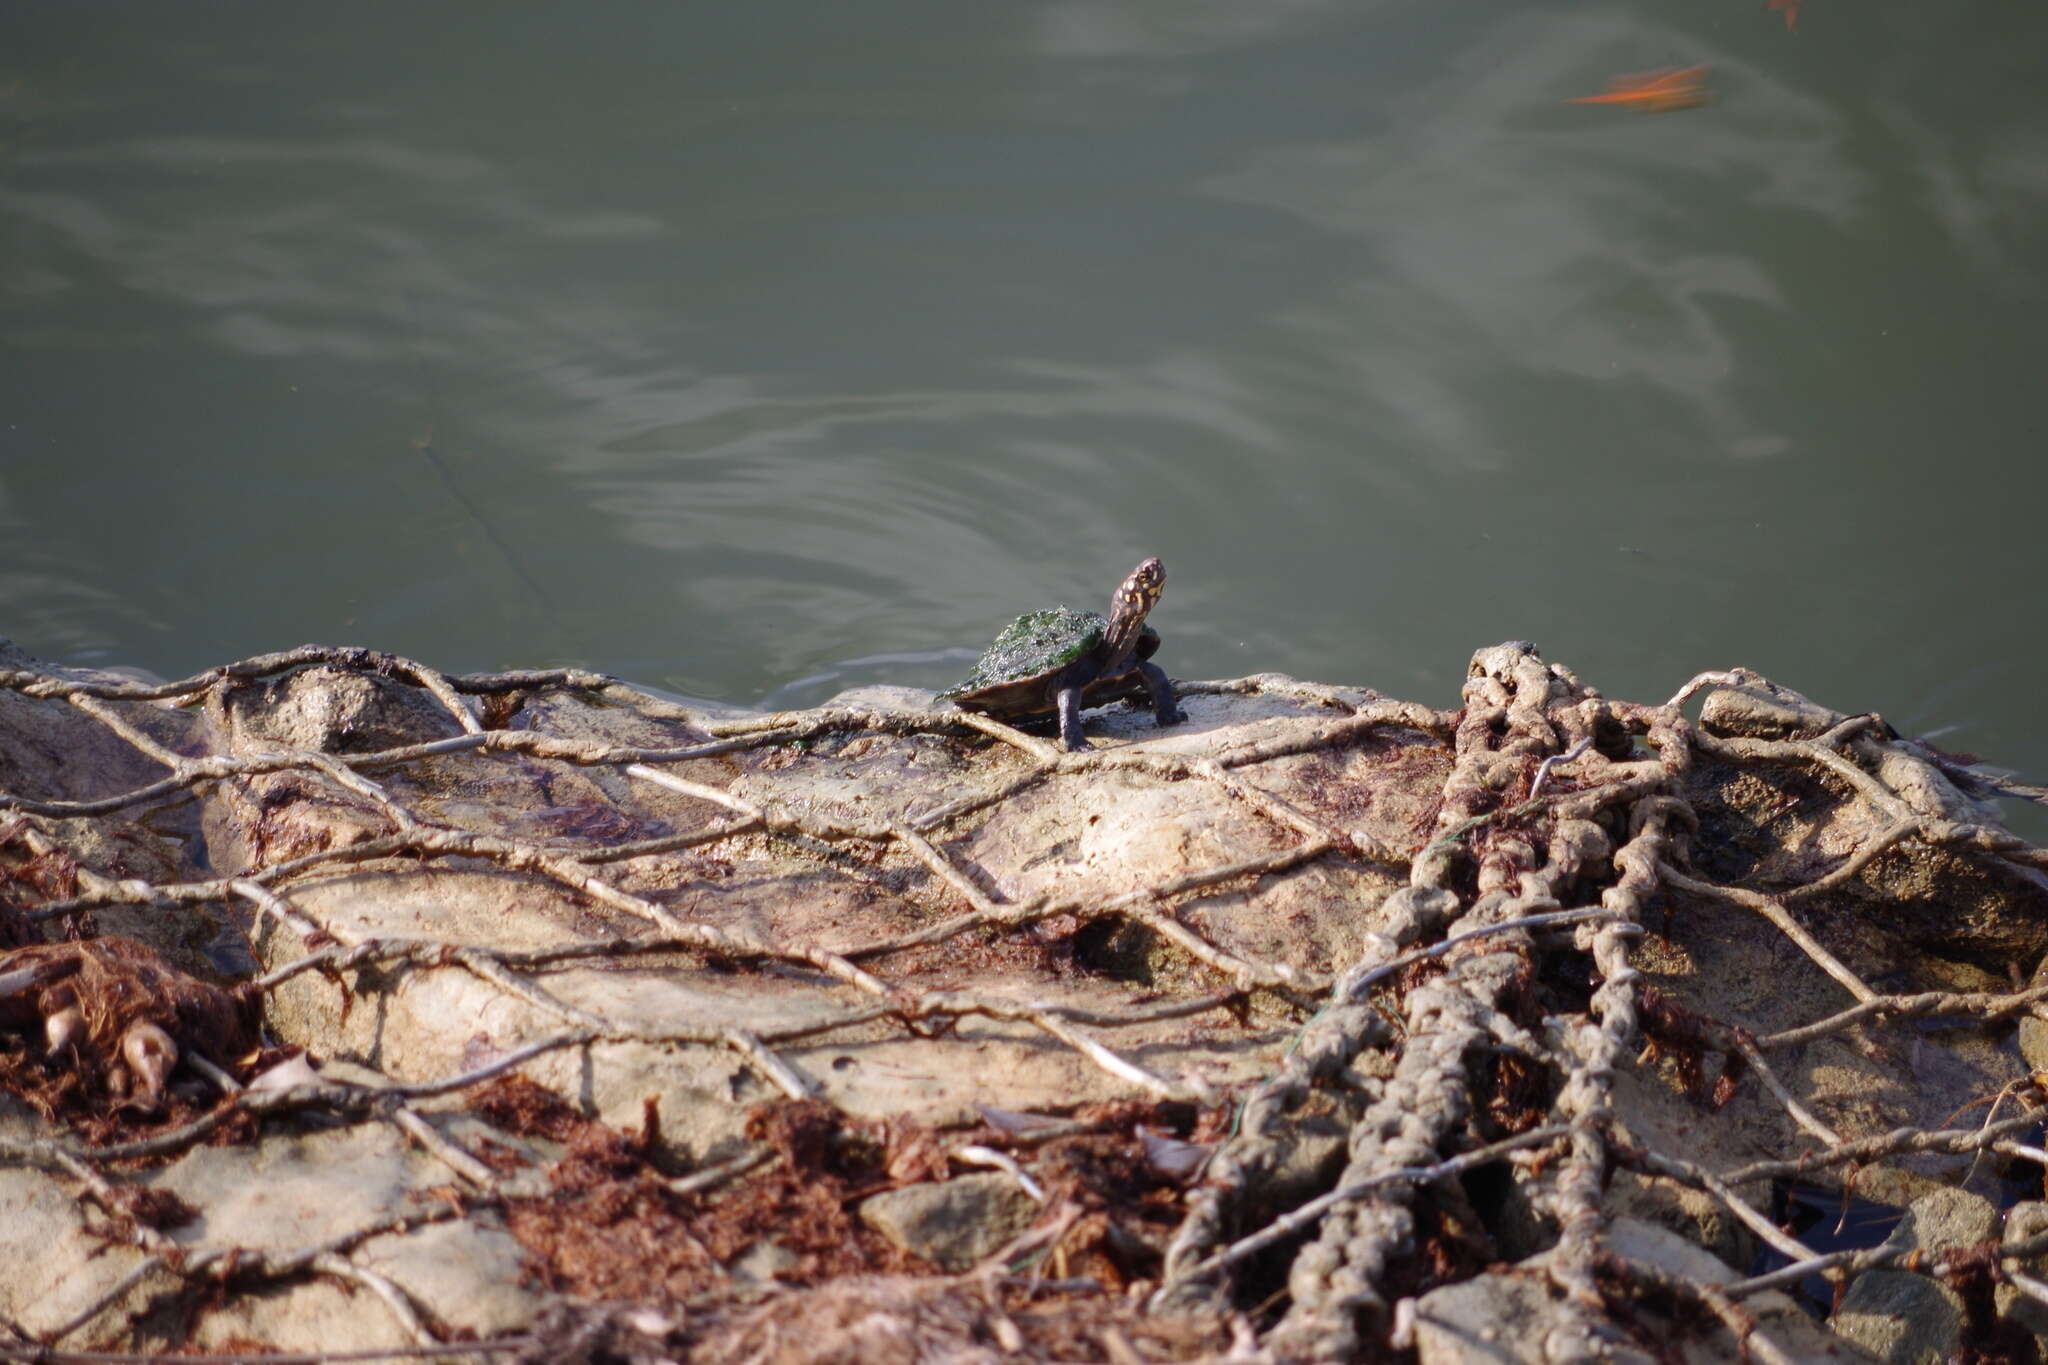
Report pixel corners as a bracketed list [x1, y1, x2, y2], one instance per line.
[210, 663, 465, 755]
[1588, 1220, 1876, 1364]
[0, 1165, 169, 1346]
[1414, 1271, 1580, 1365]
[729, 1239, 802, 1286]
[1257, 1112, 1351, 1207]
[1831, 1272, 1960, 1365]
[0, 1090, 542, 1351]
[353, 1215, 536, 1337]
[1634, 787, 2028, 1208]
[821, 685, 948, 713]
[1600, 1215, 1741, 1284]
[0, 641, 184, 807]
[2021, 959, 2048, 1074]
[219, 665, 1417, 1150]
[1998, 1201, 2048, 1344]
[1603, 1167, 1756, 1274]
[857, 1172, 1038, 1271]
[1829, 1187, 1997, 1365]
[1698, 676, 2045, 962]
[137, 1114, 549, 1350]
[1698, 677, 1846, 741]
[3, 636, 2044, 1358]
[1402, 1206, 1882, 1363]
[1900, 1186, 2000, 1247]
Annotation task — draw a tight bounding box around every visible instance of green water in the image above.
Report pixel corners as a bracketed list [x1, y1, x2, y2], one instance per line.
[3, 2, 2045, 782]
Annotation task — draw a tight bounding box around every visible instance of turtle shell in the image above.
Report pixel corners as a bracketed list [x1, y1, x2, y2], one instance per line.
[943, 606, 1161, 718]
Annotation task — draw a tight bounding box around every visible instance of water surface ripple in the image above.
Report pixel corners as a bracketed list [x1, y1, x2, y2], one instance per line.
[2, 1, 2044, 776]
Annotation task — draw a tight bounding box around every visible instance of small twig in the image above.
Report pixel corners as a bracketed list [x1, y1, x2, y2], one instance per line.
[668, 1145, 774, 1197]
[1659, 863, 1878, 1004]
[953, 1144, 1048, 1203]
[1529, 737, 1594, 799]
[1338, 905, 1622, 1003]
[386, 1107, 498, 1187]
[1662, 668, 1758, 710]
[1756, 979, 2048, 1050]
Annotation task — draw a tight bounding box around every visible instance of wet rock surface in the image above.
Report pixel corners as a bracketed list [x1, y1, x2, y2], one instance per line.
[0, 639, 2044, 1361]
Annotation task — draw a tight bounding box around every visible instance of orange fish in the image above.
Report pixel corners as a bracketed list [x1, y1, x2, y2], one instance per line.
[1566, 65, 1710, 112]
[1767, 0, 1800, 33]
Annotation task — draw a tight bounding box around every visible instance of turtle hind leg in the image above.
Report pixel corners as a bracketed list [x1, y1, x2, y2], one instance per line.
[1138, 661, 1187, 728]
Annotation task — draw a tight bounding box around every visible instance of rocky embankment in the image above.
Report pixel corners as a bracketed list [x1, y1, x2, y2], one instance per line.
[1, 638, 2046, 1363]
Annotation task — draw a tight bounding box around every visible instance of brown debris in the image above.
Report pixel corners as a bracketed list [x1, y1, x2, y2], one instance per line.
[1636, 983, 1747, 1110]
[495, 1094, 928, 1306]
[94, 1180, 200, 1234]
[0, 935, 257, 1119]
[468, 1072, 596, 1146]
[503, 1130, 725, 1303]
[492, 1089, 1234, 1310]
[1007, 1100, 1228, 1290]
[687, 1274, 1240, 1365]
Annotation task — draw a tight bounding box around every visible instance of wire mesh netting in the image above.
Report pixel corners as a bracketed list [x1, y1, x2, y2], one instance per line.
[1, 638, 2046, 1363]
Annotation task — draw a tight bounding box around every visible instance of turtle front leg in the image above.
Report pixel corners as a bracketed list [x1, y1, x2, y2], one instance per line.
[1137, 661, 1187, 729]
[1053, 682, 1088, 751]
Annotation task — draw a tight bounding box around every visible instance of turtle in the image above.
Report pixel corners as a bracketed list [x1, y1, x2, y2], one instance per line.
[942, 558, 1187, 751]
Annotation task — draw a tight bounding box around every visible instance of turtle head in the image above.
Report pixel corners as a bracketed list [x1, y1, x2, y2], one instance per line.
[1100, 558, 1165, 666]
